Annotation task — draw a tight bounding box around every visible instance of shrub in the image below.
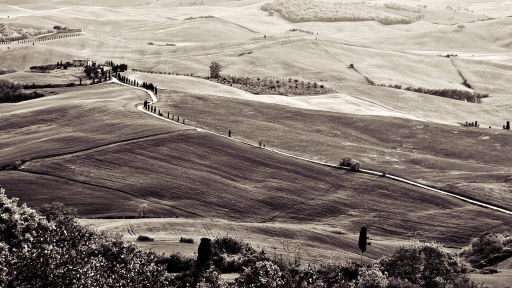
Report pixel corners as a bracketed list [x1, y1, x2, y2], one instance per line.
[157, 253, 196, 273]
[137, 235, 155, 241]
[357, 265, 389, 288]
[460, 231, 512, 268]
[237, 261, 285, 288]
[268, 10, 276, 16]
[180, 237, 195, 243]
[380, 242, 471, 287]
[213, 235, 254, 255]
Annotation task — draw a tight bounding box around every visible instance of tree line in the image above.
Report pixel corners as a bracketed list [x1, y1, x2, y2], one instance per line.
[116, 73, 158, 95]
[0, 79, 44, 103]
[373, 83, 489, 103]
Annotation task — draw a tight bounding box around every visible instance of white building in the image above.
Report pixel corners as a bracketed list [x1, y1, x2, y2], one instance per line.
[72, 59, 92, 66]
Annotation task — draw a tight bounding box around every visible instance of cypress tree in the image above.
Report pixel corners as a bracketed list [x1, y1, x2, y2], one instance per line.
[358, 227, 371, 265]
[155, 86, 157, 95]
[196, 238, 213, 271]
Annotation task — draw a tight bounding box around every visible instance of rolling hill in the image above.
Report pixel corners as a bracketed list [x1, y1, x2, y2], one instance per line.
[0, 83, 177, 167]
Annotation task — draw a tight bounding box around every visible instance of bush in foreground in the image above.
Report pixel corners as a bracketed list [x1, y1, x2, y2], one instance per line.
[0, 189, 170, 287]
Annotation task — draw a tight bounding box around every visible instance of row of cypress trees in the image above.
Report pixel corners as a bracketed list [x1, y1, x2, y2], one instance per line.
[143, 101, 185, 124]
[116, 73, 158, 95]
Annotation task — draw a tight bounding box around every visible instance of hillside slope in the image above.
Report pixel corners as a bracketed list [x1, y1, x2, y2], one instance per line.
[354, 17, 512, 53]
[0, 83, 178, 166]
[3, 129, 509, 248]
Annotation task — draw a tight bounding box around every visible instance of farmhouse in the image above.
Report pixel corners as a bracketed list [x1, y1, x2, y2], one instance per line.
[72, 58, 92, 66]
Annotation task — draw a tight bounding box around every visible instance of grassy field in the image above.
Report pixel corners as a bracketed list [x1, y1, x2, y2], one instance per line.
[0, 83, 180, 167]
[77, 218, 420, 265]
[378, 6, 481, 25]
[4, 128, 509, 248]
[143, 89, 512, 211]
[125, 72, 511, 128]
[452, 58, 512, 98]
[318, 40, 469, 90]
[0, 69, 87, 85]
[354, 17, 512, 53]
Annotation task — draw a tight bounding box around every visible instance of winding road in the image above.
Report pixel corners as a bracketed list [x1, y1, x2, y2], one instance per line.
[111, 77, 512, 217]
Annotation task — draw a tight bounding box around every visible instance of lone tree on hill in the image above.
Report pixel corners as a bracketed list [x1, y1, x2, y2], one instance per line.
[457, 24, 466, 31]
[209, 62, 222, 78]
[358, 226, 371, 265]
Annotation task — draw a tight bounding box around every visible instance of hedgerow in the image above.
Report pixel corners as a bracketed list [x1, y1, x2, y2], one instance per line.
[214, 75, 335, 96]
[374, 83, 489, 103]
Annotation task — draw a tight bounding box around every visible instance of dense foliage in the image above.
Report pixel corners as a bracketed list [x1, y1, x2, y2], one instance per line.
[0, 79, 44, 103]
[460, 231, 512, 269]
[0, 24, 53, 42]
[384, 3, 424, 13]
[0, 189, 170, 287]
[261, 0, 416, 25]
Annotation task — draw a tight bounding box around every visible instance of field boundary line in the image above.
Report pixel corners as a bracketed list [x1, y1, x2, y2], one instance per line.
[16, 170, 204, 217]
[115, 80, 512, 217]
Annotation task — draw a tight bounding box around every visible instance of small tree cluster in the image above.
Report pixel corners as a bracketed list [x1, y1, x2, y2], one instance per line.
[0, 79, 44, 103]
[463, 121, 479, 127]
[290, 28, 314, 34]
[215, 75, 334, 96]
[504, 121, 510, 130]
[460, 231, 512, 269]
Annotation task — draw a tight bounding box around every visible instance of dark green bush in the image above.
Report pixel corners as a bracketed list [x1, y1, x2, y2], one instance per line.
[460, 231, 512, 268]
[213, 235, 254, 255]
[180, 236, 194, 243]
[157, 253, 196, 273]
[137, 235, 155, 241]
